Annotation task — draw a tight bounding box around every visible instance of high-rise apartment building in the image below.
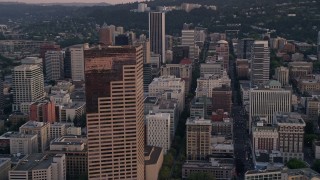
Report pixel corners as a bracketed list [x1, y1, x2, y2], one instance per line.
[186, 117, 212, 160]
[149, 12, 166, 64]
[146, 112, 171, 154]
[45, 50, 64, 80]
[70, 44, 85, 81]
[249, 81, 291, 129]
[182, 29, 196, 60]
[216, 40, 229, 71]
[19, 121, 50, 153]
[250, 41, 270, 86]
[274, 66, 289, 86]
[274, 112, 305, 162]
[85, 45, 144, 179]
[12, 65, 44, 111]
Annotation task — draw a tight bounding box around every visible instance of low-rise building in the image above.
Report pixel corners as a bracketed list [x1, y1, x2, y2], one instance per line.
[50, 123, 66, 139]
[182, 158, 235, 180]
[145, 146, 163, 180]
[48, 136, 87, 180]
[9, 153, 66, 180]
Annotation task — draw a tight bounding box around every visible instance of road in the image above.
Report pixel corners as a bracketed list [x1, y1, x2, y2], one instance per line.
[229, 44, 254, 179]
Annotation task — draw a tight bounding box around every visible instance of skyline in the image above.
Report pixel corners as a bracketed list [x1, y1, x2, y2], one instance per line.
[0, 0, 144, 4]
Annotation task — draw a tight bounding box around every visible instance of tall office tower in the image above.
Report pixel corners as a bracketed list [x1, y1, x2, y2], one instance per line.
[249, 81, 291, 129]
[216, 40, 229, 71]
[12, 65, 44, 111]
[64, 48, 72, 78]
[146, 112, 171, 154]
[237, 38, 254, 59]
[274, 66, 289, 86]
[250, 41, 270, 86]
[70, 44, 85, 81]
[45, 50, 64, 80]
[182, 29, 196, 60]
[212, 85, 232, 113]
[19, 121, 50, 153]
[85, 45, 144, 179]
[274, 112, 305, 162]
[99, 24, 113, 46]
[186, 117, 212, 160]
[149, 12, 166, 64]
[318, 31, 320, 61]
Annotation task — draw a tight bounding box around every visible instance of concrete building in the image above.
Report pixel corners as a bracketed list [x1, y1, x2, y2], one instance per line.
[9, 153, 66, 180]
[99, 25, 113, 46]
[288, 61, 313, 79]
[186, 117, 212, 160]
[298, 78, 320, 94]
[250, 41, 270, 86]
[313, 141, 320, 159]
[1, 132, 38, 155]
[252, 117, 279, 151]
[21, 57, 43, 72]
[245, 168, 320, 180]
[306, 96, 320, 121]
[196, 71, 231, 98]
[216, 40, 229, 71]
[182, 158, 235, 180]
[212, 85, 232, 113]
[146, 112, 170, 154]
[12, 65, 44, 111]
[145, 146, 163, 180]
[70, 44, 85, 81]
[148, 76, 185, 111]
[152, 99, 179, 139]
[237, 38, 254, 59]
[29, 100, 56, 123]
[50, 123, 66, 139]
[190, 96, 212, 119]
[160, 63, 192, 93]
[249, 82, 291, 128]
[0, 158, 10, 180]
[245, 168, 283, 180]
[45, 50, 64, 80]
[274, 112, 305, 162]
[19, 121, 50, 153]
[149, 12, 166, 64]
[274, 66, 289, 86]
[236, 59, 250, 80]
[182, 29, 196, 60]
[8, 112, 28, 126]
[48, 136, 87, 180]
[57, 102, 86, 123]
[200, 61, 223, 77]
[212, 117, 233, 136]
[85, 46, 145, 179]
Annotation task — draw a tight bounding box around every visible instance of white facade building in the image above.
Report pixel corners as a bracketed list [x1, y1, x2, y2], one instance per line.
[70, 44, 85, 81]
[146, 112, 171, 154]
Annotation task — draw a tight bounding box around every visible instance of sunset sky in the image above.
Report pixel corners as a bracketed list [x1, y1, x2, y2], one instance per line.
[0, 0, 144, 4]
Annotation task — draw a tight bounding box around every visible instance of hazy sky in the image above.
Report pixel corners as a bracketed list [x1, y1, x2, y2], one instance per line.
[1, 0, 144, 4]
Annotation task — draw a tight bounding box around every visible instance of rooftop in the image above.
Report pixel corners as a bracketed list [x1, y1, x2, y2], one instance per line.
[274, 112, 305, 125]
[20, 121, 48, 129]
[186, 117, 212, 126]
[144, 96, 159, 104]
[0, 131, 37, 139]
[145, 146, 163, 165]
[13, 154, 52, 171]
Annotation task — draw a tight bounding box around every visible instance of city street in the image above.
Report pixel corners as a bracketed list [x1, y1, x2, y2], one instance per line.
[229, 47, 254, 179]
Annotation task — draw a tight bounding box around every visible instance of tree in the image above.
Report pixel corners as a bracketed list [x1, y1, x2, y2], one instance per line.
[188, 172, 215, 180]
[163, 153, 174, 166]
[305, 121, 315, 134]
[304, 134, 318, 147]
[286, 158, 307, 169]
[159, 166, 171, 180]
[312, 160, 320, 173]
